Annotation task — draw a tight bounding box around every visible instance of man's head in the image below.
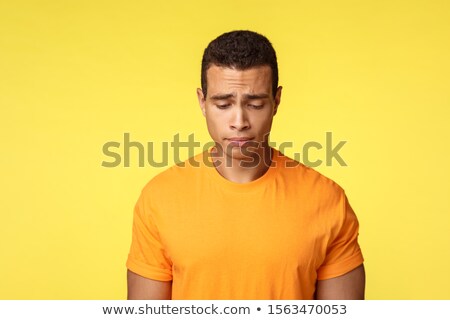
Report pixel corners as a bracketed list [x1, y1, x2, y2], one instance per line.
[197, 30, 282, 163]
[201, 30, 279, 99]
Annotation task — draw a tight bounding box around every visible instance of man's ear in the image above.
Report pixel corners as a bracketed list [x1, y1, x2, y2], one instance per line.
[273, 86, 282, 116]
[197, 88, 206, 117]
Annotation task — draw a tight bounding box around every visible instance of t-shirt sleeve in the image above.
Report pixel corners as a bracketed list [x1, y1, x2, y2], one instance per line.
[126, 190, 173, 281]
[316, 192, 364, 280]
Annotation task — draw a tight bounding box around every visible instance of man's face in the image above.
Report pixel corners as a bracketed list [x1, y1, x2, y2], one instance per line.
[197, 65, 282, 162]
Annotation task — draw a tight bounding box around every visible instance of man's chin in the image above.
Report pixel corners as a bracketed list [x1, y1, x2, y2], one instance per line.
[227, 146, 262, 160]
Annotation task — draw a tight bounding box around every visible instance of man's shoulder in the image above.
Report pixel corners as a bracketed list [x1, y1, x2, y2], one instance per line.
[275, 149, 344, 196]
[140, 150, 207, 195]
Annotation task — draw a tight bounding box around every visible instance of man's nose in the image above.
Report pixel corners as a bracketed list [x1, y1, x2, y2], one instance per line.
[230, 106, 250, 131]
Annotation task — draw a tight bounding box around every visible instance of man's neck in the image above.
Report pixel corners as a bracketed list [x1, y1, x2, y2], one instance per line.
[210, 145, 273, 184]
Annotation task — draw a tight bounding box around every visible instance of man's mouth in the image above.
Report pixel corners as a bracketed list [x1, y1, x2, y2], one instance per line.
[227, 137, 254, 147]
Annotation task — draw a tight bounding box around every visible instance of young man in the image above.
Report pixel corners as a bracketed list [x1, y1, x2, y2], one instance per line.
[126, 30, 365, 299]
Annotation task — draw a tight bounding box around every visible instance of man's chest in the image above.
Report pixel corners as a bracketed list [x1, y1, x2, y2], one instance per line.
[155, 192, 330, 276]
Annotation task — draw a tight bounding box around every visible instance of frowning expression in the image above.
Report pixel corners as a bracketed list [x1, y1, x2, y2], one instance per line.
[197, 65, 282, 160]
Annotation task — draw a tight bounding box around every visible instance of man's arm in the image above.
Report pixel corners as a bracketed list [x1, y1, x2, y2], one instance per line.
[316, 264, 365, 300]
[127, 270, 172, 300]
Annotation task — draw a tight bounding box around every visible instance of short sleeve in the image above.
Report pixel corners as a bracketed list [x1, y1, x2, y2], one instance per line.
[126, 190, 173, 281]
[317, 193, 364, 280]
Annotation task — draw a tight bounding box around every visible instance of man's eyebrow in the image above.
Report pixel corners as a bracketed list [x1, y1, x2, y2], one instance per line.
[243, 93, 270, 100]
[210, 93, 270, 100]
[210, 93, 235, 100]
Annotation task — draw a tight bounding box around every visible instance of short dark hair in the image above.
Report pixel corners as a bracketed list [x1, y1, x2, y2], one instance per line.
[201, 30, 279, 98]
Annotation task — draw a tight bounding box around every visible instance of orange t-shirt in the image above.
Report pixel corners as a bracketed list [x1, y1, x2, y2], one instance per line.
[126, 147, 363, 299]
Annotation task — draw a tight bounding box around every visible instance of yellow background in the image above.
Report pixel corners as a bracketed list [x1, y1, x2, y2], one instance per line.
[1, 0, 449, 299]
